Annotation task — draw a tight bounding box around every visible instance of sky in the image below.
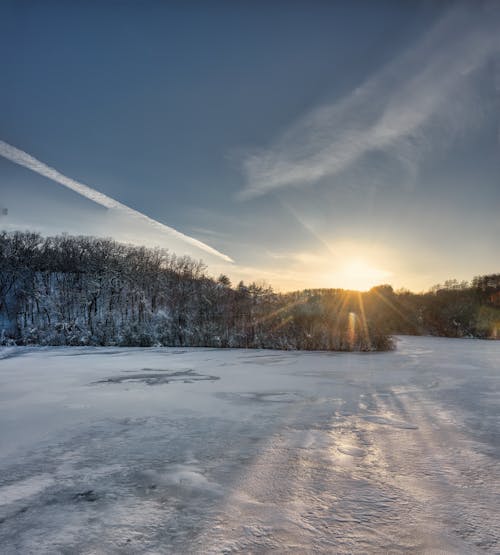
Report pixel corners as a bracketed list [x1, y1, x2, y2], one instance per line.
[1, 0, 499, 292]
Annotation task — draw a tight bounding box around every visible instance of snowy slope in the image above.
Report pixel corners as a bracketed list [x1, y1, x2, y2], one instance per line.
[0, 336, 499, 553]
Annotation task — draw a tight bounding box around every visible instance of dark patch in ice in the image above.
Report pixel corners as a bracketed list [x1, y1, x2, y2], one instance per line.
[73, 489, 98, 502]
[0, 506, 29, 525]
[95, 369, 220, 386]
[217, 391, 302, 403]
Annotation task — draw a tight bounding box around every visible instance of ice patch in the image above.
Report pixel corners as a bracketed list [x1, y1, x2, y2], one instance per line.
[143, 465, 223, 494]
[283, 429, 333, 450]
[95, 368, 220, 386]
[0, 474, 55, 506]
[241, 355, 292, 366]
[1, 337, 499, 553]
[217, 391, 303, 404]
[337, 445, 366, 457]
[362, 415, 418, 429]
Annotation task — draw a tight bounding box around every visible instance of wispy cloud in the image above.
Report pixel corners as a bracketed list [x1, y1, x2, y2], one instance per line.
[240, 4, 500, 198]
[0, 139, 233, 262]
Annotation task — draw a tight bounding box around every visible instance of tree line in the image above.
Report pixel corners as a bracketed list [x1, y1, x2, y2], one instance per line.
[0, 231, 391, 350]
[364, 277, 500, 339]
[0, 231, 498, 350]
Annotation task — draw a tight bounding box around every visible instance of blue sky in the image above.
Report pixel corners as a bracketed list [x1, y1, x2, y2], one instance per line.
[1, 1, 499, 291]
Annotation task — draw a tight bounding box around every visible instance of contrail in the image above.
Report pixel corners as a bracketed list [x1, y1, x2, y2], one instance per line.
[0, 140, 233, 263]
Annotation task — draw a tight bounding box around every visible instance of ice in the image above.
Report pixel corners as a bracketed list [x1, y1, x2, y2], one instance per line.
[0, 336, 499, 553]
[0, 475, 55, 506]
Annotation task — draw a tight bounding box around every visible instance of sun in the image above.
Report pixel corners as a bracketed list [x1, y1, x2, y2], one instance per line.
[334, 258, 392, 291]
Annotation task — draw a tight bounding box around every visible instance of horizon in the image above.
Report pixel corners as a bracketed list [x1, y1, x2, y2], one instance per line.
[1, 1, 500, 292]
[1, 227, 494, 297]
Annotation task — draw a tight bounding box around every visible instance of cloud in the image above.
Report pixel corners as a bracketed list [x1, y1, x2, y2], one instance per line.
[0, 139, 233, 262]
[240, 3, 500, 198]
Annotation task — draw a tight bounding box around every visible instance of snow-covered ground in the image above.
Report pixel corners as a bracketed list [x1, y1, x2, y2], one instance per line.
[0, 336, 499, 554]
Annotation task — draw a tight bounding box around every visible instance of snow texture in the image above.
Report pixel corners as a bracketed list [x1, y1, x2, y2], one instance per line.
[0, 336, 499, 553]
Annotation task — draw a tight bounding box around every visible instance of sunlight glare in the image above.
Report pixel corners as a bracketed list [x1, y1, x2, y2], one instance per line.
[333, 258, 391, 291]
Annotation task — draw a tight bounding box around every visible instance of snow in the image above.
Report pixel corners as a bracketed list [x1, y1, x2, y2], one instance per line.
[0, 336, 499, 553]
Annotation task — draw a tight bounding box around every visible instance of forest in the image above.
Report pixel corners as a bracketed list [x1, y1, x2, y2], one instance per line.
[0, 231, 498, 350]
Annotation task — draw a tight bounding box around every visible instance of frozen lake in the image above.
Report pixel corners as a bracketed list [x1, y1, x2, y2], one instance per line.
[0, 336, 499, 553]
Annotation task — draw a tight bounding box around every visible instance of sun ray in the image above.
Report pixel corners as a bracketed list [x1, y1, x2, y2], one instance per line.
[357, 291, 371, 349]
